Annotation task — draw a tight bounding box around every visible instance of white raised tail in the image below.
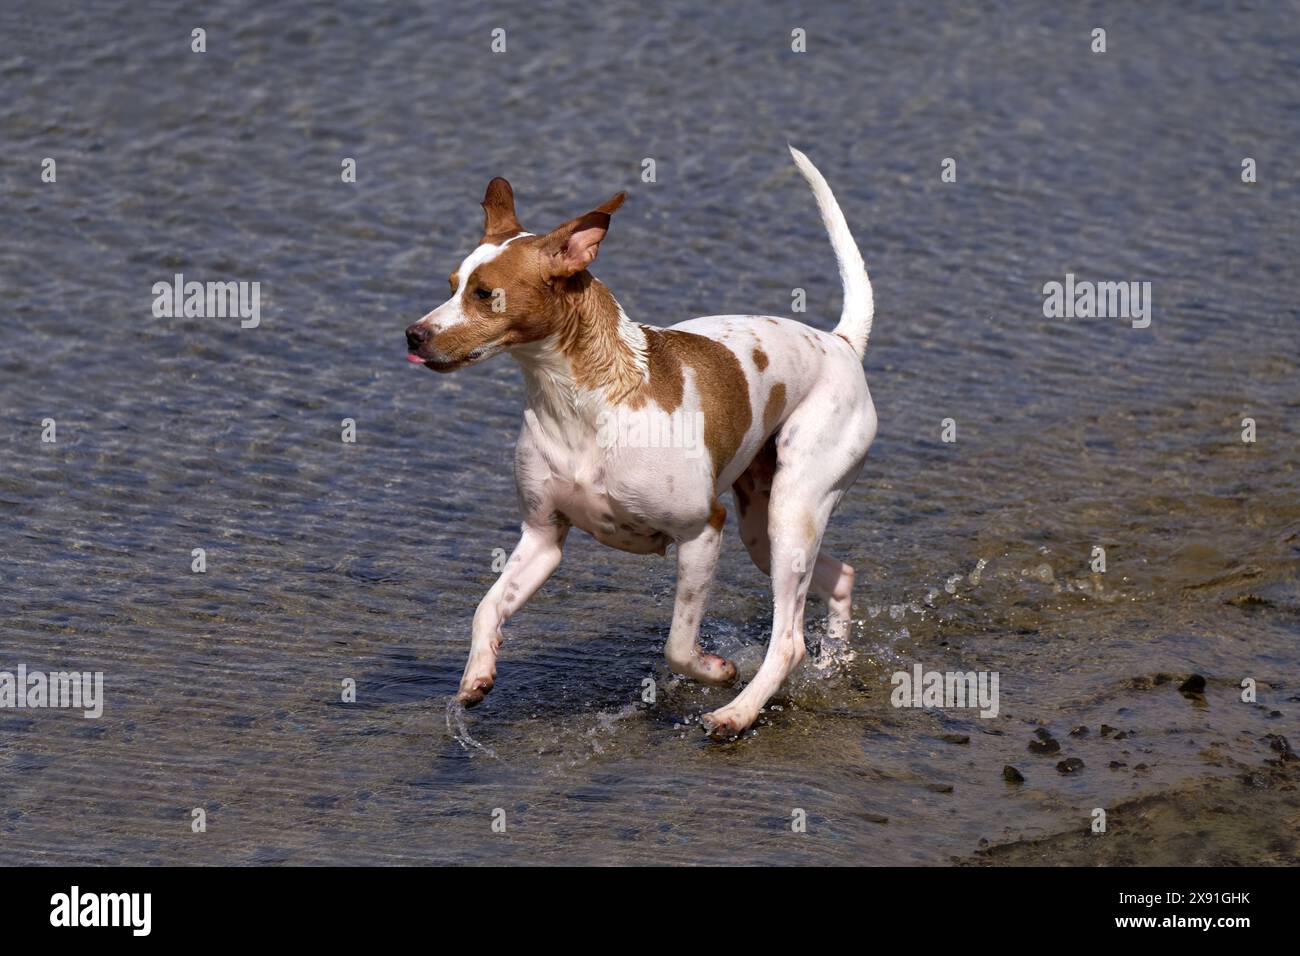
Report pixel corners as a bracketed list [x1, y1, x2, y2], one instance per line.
[788, 145, 874, 359]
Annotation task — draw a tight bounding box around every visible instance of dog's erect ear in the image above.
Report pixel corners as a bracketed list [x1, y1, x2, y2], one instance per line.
[481, 177, 522, 241]
[540, 192, 626, 279]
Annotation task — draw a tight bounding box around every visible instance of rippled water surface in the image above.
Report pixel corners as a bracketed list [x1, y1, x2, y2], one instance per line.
[1, 1, 1298, 865]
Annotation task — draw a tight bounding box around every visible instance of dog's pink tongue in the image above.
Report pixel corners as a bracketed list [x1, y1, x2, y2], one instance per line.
[406, 353, 425, 364]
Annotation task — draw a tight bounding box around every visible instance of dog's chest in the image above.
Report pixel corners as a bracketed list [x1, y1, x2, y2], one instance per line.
[547, 453, 677, 554]
[522, 417, 692, 555]
[554, 481, 672, 554]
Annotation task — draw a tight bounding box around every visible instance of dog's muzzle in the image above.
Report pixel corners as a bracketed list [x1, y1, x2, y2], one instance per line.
[405, 323, 465, 371]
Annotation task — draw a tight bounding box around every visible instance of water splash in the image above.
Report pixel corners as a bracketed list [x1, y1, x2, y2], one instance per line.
[444, 697, 499, 759]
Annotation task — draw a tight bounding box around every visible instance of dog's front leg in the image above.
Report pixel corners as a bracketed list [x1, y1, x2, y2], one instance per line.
[663, 503, 737, 687]
[457, 520, 568, 706]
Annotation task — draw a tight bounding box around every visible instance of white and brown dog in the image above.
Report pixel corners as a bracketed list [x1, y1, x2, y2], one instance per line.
[406, 147, 876, 738]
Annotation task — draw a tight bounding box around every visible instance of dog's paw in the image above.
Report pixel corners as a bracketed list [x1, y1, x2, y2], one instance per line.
[697, 654, 739, 687]
[700, 707, 751, 740]
[456, 676, 494, 707]
[670, 652, 739, 687]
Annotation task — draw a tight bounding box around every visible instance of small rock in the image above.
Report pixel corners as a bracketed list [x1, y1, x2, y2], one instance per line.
[1003, 765, 1025, 783]
[1033, 727, 1054, 742]
[1114, 731, 1129, 741]
[1069, 725, 1089, 737]
[1056, 758, 1085, 774]
[941, 733, 970, 745]
[1179, 674, 1207, 696]
[1100, 724, 1116, 737]
[925, 782, 954, 794]
[1108, 761, 1126, 769]
[1029, 737, 1061, 755]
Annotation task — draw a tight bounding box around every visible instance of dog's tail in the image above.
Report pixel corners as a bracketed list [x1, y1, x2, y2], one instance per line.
[788, 145, 874, 359]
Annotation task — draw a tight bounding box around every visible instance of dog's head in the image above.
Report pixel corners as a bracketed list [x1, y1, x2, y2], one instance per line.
[405, 179, 626, 372]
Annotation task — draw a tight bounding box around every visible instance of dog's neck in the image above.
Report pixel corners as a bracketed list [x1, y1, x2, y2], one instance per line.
[511, 275, 648, 432]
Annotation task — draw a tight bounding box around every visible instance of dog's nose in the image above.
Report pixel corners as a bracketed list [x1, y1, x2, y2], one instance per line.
[406, 325, 430, 351]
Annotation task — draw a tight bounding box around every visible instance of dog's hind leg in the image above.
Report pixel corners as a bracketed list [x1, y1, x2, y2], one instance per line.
[811, 552, 855, 665]
[735, 440, 853, 665]
[703, 398, 871, 738]
[702, 481, 821, 738]
[664, 502, 738, 686]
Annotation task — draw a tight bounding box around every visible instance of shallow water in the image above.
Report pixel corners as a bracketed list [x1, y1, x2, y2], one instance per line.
[1, 1, 1297, 865]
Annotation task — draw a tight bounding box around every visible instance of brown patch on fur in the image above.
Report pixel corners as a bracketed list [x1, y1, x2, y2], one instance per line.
[752, 347, 769, 371]
[634, 329, 751, 478]
[635, 328, 685, 413]
[763, 382, 786, 435]
[708, 500, 727, 531]
[548, 276, 646, 402]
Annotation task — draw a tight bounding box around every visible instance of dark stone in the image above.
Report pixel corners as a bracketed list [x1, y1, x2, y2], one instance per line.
[1056, 758, 1085, 774]
[1069, 725, 1089, 737]
[1179, 673, 1207, 696]
[1029, 737, 1061, 755]
[1003, 765, 1025, 783]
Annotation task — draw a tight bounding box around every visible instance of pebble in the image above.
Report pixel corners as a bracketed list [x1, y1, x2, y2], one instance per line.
[1179, 673, 1207, 696]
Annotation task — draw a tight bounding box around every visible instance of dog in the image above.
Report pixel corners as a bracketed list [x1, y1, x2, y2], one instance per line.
[405, 147, 876, 738]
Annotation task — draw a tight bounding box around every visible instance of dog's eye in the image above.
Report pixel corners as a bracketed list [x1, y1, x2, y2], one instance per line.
[474, 287, 493, 301]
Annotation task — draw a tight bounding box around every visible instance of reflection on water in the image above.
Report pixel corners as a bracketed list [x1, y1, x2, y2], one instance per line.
[1, 0, 1297, 864]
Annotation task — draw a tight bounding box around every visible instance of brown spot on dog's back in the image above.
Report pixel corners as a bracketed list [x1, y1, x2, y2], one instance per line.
[763, 382, 786, 435]
[635, 327, 685, 413]
[644, 330, 752, 478]
[752, 347, 769, 371]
